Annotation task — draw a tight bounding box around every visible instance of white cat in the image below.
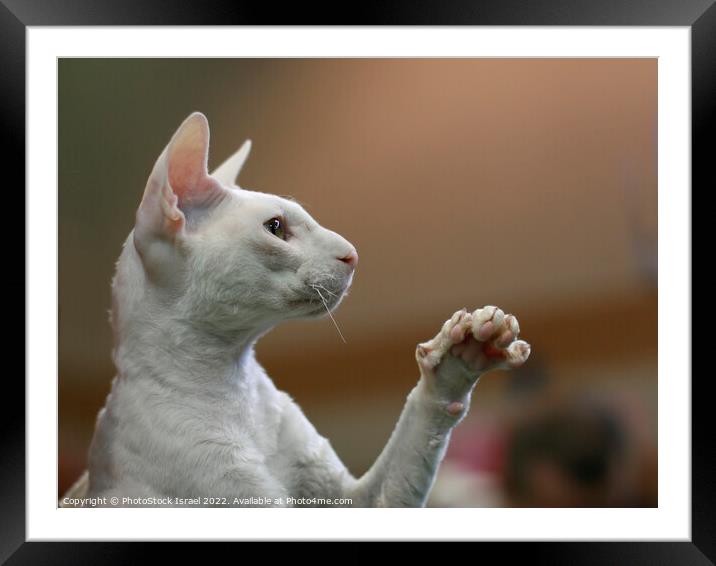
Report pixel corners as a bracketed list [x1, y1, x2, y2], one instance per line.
[61, 112, 531, 508]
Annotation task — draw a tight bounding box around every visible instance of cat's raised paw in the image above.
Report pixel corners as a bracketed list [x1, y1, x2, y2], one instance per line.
[417, 306, 531, 380]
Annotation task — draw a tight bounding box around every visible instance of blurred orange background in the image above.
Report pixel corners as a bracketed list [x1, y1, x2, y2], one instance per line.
[59, 58, 657, 506]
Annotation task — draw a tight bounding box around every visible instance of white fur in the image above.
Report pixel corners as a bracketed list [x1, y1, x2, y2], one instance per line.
[62, 112, 530, 508]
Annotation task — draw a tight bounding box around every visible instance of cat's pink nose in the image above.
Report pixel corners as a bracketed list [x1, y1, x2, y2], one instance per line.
[338, 250, 358, 268]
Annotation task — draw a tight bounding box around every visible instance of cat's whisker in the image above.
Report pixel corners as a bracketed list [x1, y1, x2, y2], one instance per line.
[314, 283, 338, 298]
[310, 285, 347, 344]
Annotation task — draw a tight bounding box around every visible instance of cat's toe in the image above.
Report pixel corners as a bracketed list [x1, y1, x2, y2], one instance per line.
[506, 339, 531, 367]
[417, 308, 472, 369]
[471, 306, 506, 341]
[493, 314, 520, 347]
[469, 308, 530, 371]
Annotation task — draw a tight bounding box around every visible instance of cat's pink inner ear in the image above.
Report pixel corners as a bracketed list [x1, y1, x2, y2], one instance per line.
[166, 113, 213, 208]
[135, 113, 225, 247]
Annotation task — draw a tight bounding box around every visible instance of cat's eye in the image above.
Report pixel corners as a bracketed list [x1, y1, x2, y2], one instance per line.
[264, 217, 286, 240]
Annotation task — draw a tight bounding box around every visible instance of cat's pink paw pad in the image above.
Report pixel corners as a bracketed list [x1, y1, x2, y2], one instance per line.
[446, 401, 465, 416]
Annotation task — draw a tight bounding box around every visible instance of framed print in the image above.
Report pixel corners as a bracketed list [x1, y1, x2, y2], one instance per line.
[7, 0, 712, 561]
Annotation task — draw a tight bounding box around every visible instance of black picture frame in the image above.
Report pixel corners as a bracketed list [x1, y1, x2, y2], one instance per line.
[6, 0, 709, 562]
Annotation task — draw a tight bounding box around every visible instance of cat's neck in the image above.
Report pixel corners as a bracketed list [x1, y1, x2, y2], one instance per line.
[112, 312, 269, 393]
[111, 237, 273, 392]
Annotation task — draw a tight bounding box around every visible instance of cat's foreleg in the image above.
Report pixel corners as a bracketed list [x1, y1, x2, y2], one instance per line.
[348, 307, 530, 507]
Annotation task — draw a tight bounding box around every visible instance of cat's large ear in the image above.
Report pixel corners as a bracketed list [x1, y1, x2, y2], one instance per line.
[134, 113, 224, 281]
[212, 140, 252, 186]
[135, 112, 224, 246]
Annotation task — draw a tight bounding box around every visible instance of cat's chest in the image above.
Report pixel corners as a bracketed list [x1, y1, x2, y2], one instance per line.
[98, 375, 293, 502]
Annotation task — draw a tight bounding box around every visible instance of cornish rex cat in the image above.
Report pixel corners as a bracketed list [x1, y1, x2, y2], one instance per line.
[61, 112, 531, 507]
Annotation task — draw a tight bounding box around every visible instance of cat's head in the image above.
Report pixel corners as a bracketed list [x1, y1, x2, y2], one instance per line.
[123, 112, 357, 337]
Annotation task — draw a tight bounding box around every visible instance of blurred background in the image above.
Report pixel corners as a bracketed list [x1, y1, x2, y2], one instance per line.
[59, 58, 657, 507]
